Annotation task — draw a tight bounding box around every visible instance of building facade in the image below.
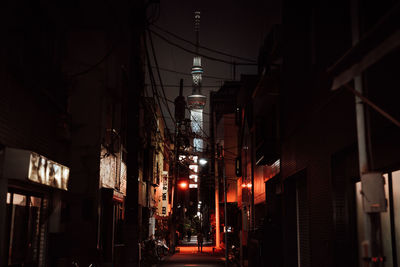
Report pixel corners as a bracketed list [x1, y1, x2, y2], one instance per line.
[0, 1, 147, 266]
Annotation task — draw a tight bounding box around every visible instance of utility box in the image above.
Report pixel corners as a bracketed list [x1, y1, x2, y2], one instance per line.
[361, 172, 387, 213]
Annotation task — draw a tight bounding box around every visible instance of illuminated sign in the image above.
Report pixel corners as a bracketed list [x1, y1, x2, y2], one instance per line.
[160, 171, 169, 216]
[190, 155, 198, 163]
[189, 174, 198, 182]
[28, 152, 69, 190]
[189, 164, 198, 173]
[99, 146, 127, 196]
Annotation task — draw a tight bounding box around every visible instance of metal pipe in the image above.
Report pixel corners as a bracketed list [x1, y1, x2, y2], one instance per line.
[351, 1, 383, 265]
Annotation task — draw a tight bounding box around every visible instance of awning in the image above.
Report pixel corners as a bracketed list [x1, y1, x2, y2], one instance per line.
[328, 3, 400, 90]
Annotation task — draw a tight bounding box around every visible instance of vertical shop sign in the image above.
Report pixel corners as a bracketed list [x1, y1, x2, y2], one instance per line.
[161, 171, 168, 216]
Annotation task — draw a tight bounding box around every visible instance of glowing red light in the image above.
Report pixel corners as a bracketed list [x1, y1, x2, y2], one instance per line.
[179, 182, 188, 189]
[246, 183, 252, 188]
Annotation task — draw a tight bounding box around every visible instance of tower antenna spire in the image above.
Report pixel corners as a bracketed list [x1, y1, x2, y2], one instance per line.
[194, 11, 200, 54]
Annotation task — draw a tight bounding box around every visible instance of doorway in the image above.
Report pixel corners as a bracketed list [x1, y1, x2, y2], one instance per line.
[6, 190, 48, 267]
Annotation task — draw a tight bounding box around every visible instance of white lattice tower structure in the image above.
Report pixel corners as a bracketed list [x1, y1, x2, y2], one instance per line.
[187, 11, 206, 153]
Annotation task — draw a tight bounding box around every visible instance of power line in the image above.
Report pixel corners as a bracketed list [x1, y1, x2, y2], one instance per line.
[151, 24, 257, 63]
[68, 45, 115, 77]
[148, 65, 229, 80]
[144, 32, 175, 141]
[149, 29, 257, 66]
[145, 83, 220, 88]
[150, 92, 215, 117]
[148, 30, 176, 127]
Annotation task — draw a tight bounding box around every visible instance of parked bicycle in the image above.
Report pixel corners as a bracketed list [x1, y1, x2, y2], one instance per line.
[140, 236, 169, 266]
[228, 244, 240, 267]
[155, 238, 169, 258]
[71, 260, 97, 267]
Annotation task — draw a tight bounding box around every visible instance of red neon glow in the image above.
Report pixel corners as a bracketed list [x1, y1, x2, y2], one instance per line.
[179, 182, 188, 189]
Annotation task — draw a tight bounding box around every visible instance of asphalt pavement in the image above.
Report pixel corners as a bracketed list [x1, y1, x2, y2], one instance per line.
[157, 245, 225, 267]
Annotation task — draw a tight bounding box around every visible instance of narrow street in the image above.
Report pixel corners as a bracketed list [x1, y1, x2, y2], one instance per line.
[157, 236, 224, 266]
[158, 246, 225, 267]
[1, 1, 399, 266]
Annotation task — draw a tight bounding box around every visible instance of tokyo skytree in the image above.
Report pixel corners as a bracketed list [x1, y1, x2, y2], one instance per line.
[187, 11, 206, 152]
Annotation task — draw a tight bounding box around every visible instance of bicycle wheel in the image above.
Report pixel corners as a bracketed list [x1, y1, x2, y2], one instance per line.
[156, 246, 163, 260]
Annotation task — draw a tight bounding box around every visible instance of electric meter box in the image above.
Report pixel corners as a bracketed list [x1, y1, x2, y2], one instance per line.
[361, 172, 387, 213]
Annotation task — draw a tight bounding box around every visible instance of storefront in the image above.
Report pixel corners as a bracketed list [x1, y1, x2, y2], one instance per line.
[99, 145, 127, 266]
[0, 147, 69, 267]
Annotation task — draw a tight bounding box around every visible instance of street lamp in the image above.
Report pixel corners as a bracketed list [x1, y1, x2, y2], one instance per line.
[241, 183, 252, 188]
[179, 181, 188, 189]
[199, 158, 207, 166]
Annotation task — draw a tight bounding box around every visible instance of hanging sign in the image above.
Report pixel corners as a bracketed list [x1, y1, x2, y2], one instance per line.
[160, 171, 169, 216]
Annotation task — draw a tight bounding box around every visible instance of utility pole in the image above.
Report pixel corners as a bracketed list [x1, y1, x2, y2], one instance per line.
[172, 79, 186, 252]
[213, 110, 221, 249]
[171, 121, 178, 252]
[351, 1, 385, 266]
[222, 154, 228, 267]
[125, 1, 146, 266]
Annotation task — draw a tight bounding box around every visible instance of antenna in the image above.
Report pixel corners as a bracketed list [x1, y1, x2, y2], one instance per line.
[194, 11, 200, 54]
[179, 79, 183, 96]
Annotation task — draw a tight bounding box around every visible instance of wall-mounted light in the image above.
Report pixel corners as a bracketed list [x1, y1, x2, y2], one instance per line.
[199, 158, 208, 165]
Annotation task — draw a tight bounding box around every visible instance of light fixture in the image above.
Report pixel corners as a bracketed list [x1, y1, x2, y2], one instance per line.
[179, 181, 188, 189]
[199, 158, 208, 165]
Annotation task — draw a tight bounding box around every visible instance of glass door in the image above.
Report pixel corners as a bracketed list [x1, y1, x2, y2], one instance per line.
[6, 191, 47, 267]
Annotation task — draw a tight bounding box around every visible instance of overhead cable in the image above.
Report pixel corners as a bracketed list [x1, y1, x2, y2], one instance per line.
[149, 29, 257, 66]
[145, 84, 220, 88]
[151, 24, 257, 63]
[148, 29, 176, 125]
[148, 65, 229, 80]
[144, 33, 175, 138]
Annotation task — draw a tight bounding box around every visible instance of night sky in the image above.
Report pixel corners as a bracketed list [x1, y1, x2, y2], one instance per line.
[146, 0, 281, 134]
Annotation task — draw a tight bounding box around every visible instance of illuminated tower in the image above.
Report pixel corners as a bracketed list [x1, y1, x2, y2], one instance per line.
[187, 11, 206, 152]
